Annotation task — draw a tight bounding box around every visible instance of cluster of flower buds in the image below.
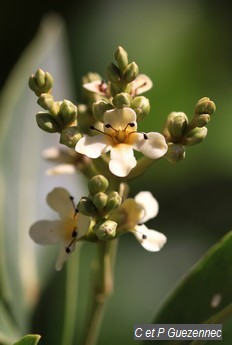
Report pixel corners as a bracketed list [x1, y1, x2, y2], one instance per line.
[90, 46, 152, 124]
[78, 175, 122, 241]
[29, 69, 81, 147]
[163, 97, 216, 163]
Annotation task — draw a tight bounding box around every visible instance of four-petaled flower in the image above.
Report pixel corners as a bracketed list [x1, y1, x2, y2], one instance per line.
[75, 107, 168, 177]
[83, 74, 153, 97]
[118, 191, 167, 251]
[29, 188, 90, 271]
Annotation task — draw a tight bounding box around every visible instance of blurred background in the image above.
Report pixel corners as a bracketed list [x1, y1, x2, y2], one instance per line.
[0, 0, 231, 344]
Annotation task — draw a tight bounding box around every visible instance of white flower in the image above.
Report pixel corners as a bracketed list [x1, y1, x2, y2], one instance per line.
[75, 107, 168, 177]
[83, 74, 153, 97]
[42, 146, 91, 175]
[29, 188, 90, 271]
[120, 191, 167, 252]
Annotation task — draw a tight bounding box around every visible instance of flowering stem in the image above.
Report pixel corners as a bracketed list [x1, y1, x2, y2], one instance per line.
[82, 240, 118, 345]
[61, 244, 83, 345]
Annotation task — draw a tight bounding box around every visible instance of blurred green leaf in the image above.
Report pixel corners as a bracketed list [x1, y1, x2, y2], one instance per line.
[0, 301, 21, 345]
[148, 231, 232, 344]
[13, 334, 41, 345]
[0, 13, 85, 339]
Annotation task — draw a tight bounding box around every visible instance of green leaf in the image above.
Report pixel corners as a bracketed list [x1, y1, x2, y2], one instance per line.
[0, 13, 86, 338]
[13, 334, 41, 345]
[149, 231, 232, 344]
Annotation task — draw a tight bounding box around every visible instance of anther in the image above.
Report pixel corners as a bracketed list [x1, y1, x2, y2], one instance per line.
[90, 126, 105, 134]
[105, 124, 117, 132]
[72, 228, 77, 238]
[142, 234, 147, 240]
[143, 133, 148, 140]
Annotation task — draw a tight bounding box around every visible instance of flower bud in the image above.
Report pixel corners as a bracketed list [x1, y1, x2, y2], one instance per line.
[165, 143, 185, 163]
[112, 93, 131, 108]
[131, 96, 150, 121]
[124, 62, 139, 83]
[109, 83, 127, 97]
[77, 197, 97, 216]
[58, 100, 77, 126]
[195, 97, 216, 115]
[114, 46, 128, 71]
[192, 114, 210, 128]
[93, 219, 117, 240]
[165, 112, 188, 140]
[105, 191, 122, 213]
[59, 127, 82, 148]
[92, 99, 113, 122]
[29, 69, 53, 96]
[88, 175, 109, 195]
[36, 112, 59, 133]
[82, 72, 102, 84]
[184, 127, 208, 146]
[106, 63, 121, 83]
[37, 93, 54, 110]
[92, 192, 108, 209]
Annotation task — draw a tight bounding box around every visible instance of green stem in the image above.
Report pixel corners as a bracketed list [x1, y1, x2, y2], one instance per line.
[82, 240, 118, 345]
[126, 156, 154, 181]
[60, 244, 83, 345]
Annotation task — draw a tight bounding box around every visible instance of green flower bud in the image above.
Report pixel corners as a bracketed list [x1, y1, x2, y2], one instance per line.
[195, 97, 216, 115]
[82, 72, 102, 84]
[92, 192, 108, 210]
[165, 143, 185, 163]
[105, 191, 122, 213]
[184, 127, 208, 146]
[112, 93, 131, 108]
[77, 197, 97, 216]
[165, 112, 188, 140]
[29, 69, 53, 96]
[88, 175, 109, 195]
[114, 46, 128, 71]
[92, 100, 113, 122]
[109, 82, 127, 97]
[58, 100, 77, 126]
[106, 63, 121, 83]
[59, 127, 82, 148]
[124, 62, 139, 83]
[93, 219, 117, 240]
[192, 114, 210, 128]
[131, 96, 150, 121]
[37, 93, 54, 111]
[36, 112, 59, 133]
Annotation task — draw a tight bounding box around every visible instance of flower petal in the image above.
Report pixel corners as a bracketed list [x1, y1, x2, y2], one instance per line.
[109, 145, 137, 177]
[104, 108, 137, 132]
[132, 132, 168, 159]
[83, 80, 107, 96]
[76, 213, 91, 238]
[46, 164, 76, 175]
[130, 74, 153, 96]
[120, 198, 144, 226]
[135, 191, 159, 222]
[75, 134, 110, 158]
[55, 242, 77, 271]
[29, 220, 61, 244]
[47, 187, 74, 219]
[133, 224, 167, 252]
